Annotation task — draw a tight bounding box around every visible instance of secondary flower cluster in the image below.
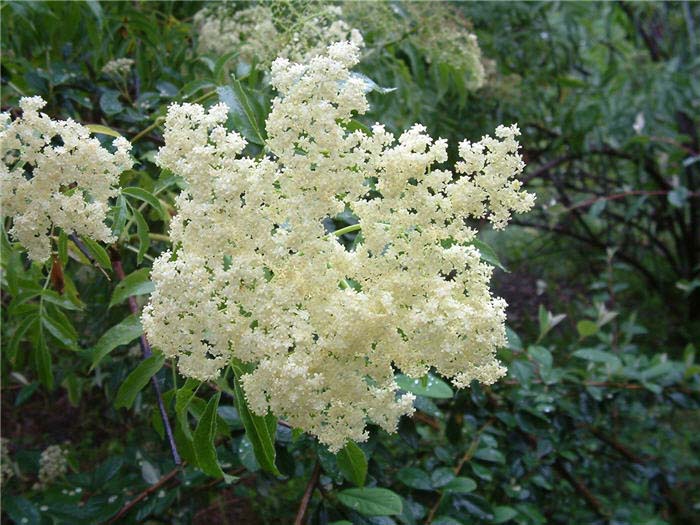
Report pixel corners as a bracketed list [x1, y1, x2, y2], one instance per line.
[345, 2, 487, 89]
[1, 438, 13, 484]
[102, 57, 135, 76]
[143, 42, 534, 451]
[0, 97, 132, 262]
[33, 444, 68, 490]
[194, 2, 362, 67]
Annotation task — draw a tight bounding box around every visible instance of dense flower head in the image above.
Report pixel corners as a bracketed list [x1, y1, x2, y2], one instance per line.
[102, 57, 135, 76]
[194, 2, 362, 67]
[33, 444, 68, 490]
[1, 438, 13, 484]
[346, 2, 487, 89]
[142, 42, 534, 451]
[0, 97, 132, 262]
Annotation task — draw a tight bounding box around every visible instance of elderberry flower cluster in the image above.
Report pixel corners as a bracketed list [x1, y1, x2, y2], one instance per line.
[102, 58, 135, 76]
[143, 42, 534, 451]
[0, 97, 132, 262]
[346, 2, 486, 89]
[194, 2, 362, 68]
[33, 445, 68, 490]
[1, 438, 13, 484]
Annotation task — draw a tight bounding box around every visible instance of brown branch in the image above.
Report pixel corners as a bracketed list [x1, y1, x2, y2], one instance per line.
[107, 466, 181, 523]
[553, 458, 609, 518]
[294, 461, 321, 525]
[587, 427, 648, 464]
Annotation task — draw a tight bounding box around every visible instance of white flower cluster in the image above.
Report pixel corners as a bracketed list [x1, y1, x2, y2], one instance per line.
[194, 2, 362, 67]
[346, 2, 486, 89]
[102, 58, 135, 76]
[1, 438, 13, 484]
[0, 97, 132, 262]
[143, 42, 534, 451]
[33, 444, 68, 490]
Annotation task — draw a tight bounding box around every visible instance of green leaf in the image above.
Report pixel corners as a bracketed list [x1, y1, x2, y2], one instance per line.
[470, 238, 508, 272]
[100, 89, 123, 116]
[193, 392, 228, 478]
[492, 506, 518, 523]
[41, 311, 77, 349]
[396, 373, 453, 399]
[2, 496, 40, 525]
[350, 72, 397, 94]
[7, 314, 37, 363]
[231, 360, 280, 475]
[15, 382, 39, 407]
[528, 346, 552, 368]
[132, 207, 150, 264]
[175, 378, 201, 440]
[86, 124, 123, 138]
[80, 236, 112, 269]
[668, 186, 689, 208]
[122, 187, 167, 220]
[114, 353, 164, 409]
[432, 517, 463, 525]
[88, 314, 143, 370]
[35, 328, 53, 389]
[337, 487, 403, 516]
[474, 448, 505, 464]
[337, 442, 368, 487]
[443, 476, 477, 494]
[58, 230, 69, 265]
[217, 81, 265, 145]
[431, 467, 455, 487]
[576, 320, 599, 338]
[397, 467, 433, 490]
[109, 268, 155, 308]
[505, 326, 523, 352]
[572, 348, 622, 369]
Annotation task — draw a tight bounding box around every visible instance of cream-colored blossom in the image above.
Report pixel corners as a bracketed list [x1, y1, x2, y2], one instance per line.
[0, 97, 132, 262]
[1, 438, 13, 484]
[33, 444, 68, 490]
[143, 42, 534, 451]
[102, 58, 135, 76]
[345, 2, 486, 89]
[194, 2, 363, 67]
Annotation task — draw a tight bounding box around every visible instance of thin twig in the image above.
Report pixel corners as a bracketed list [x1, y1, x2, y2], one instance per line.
[107, 466, 181, 524]
[110, 249, 181, 466]
[294, 461, 321, 525]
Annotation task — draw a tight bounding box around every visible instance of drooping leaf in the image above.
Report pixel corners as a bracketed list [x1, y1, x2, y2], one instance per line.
[88, 314, 143, 370]
[175, 378, 201, 440]
[231, 360, 280, 476]
[397, 467, 432, 491]
[122, 186, 167, 220]
[337, 487, 403, 516]
[396, 373, 453, 399]
[470, 238, 508, 272]
[336, 442, 367, 487]
[114, 353, 164, 409]
[193, 392, 229, 478]
[109, 268, 154, 308]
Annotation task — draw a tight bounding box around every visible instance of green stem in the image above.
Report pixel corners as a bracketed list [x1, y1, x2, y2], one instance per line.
[333, 224, 361, 237]
[190, 90, 217, 105]
[132, 117, 165, 143]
